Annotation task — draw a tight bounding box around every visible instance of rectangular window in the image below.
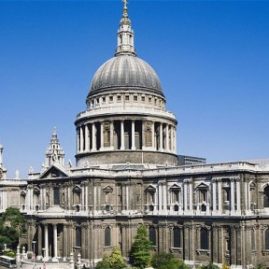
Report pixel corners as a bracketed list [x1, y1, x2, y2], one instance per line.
[117, 96, 121, 101]
[109, 96, 113, 102]
[125, 95, 129, 101]
[53, 187, 60, 205]
[133, 96, 138, 101]
[173, 227, 181, 248]
[76, 227, 82, 247]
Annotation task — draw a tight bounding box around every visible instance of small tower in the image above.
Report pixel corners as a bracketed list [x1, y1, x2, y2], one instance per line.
[0, 144, 7, 180]
[116, 0, 136, 56]
[44, 128, 65, 169]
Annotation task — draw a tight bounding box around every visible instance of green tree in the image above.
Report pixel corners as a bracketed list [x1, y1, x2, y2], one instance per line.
[152, 252, 181, 269]
[0, 207, 26, 251]
[96, 247, 126, 269]
[129, 225, 152, 269]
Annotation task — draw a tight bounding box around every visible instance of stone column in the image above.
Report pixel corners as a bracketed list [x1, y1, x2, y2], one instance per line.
[171, 127, 174, 152]
[44, 224, 49, 259]
[53, 224, 58, 260]
[158, 184, 162, 212]
[174, 127, 177, 154]
[76, 129, 80, 153]
[166, 124, 169, 151]
[231, 180, 235, 212]
[131, 120, 136, 150]
[159, 123, 163, 151]
[85, 184, 88, 212]
[120, 120, 125, 150]
[184, 183, 188, 211]
[245, 182, 249, 211]
[189, 183, 193, 212]
[81, 185, 85, 211]
[110, 121, 114, 149]
[100, 122, 104, 150]
[80, 127, 84, 152]
[236, 181, 241, 212]
[85, 125, 89, 152]
[38, 225, 42, 256]
[151, 122, 155, 150]
[163, 184, 167, 213]
[218, 181, 222, 213]
[213, 181, 217, 213]
[126, 184, 129, 211]
[92, 123, 97, 151]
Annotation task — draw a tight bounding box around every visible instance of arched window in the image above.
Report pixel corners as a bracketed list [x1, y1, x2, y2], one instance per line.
[264, 186, 269, 208]
[73, 186, 81, 205]
[265, 229, 269, 250]
[173, 227, 181, 248]
[104, 227, 111, 247]
[76, 227, 81, 247]
[149, 227, 156, 246]
[200, 228, 209, 250]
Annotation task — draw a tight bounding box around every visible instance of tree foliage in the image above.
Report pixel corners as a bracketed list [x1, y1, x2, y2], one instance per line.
[152, 252, 182, 269]
[96, 247, 126, 269]
[0, 207, 26, 251]
[129, 225, 152, 269]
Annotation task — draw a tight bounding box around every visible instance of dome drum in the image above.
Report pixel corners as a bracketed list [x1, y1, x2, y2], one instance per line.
[75, 116, 177, 166]
[76, 150, 179, 167]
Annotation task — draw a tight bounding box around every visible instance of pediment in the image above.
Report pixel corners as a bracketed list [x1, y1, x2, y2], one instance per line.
[169, 184, 181, 190]
[103, 186, 113, 193]
[40, 165, 68, 179]
[145, 185, 156, 192]
[195, 183, 208, 190]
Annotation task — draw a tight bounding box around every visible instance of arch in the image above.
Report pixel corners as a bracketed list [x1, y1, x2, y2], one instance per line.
[200, 228, 209, 250]
[73, 186, 81, 205]
[173, 227, 181, 248]
[104, 227, 111, 247]
[149, 226, 156, 246]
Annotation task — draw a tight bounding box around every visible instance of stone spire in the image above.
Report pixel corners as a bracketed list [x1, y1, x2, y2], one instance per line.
[116, 0, 136, 56]
[44, 128, 65, 168]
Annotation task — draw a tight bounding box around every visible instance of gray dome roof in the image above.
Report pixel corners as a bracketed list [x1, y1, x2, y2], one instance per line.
[88, 54, 164, 97]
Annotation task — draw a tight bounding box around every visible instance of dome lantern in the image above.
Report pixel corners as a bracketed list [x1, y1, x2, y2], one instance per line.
[116, 0, 136, 56]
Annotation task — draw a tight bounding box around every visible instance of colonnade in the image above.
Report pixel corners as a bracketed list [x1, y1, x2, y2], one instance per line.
[76, 119, 177, 154]
[38, 224, 58, 260]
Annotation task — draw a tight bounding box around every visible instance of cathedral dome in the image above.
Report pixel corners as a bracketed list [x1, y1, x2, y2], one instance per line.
[88, 54, 164, 97]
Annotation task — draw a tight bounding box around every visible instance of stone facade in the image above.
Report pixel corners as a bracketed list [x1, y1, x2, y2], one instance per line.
[1, 2, 269, 269]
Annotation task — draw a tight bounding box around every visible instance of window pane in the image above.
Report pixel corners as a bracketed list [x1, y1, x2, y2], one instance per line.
[200, 228, 209, 250]
[76, 227, 81, 247]
[173, 228, 181, 248]
[149, 227, 156, 246]
[105, 227, 111, 247]
[54, 187, 60, 205]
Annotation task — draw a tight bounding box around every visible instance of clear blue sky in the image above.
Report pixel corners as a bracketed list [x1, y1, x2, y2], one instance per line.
[1, 0, 269, 177]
